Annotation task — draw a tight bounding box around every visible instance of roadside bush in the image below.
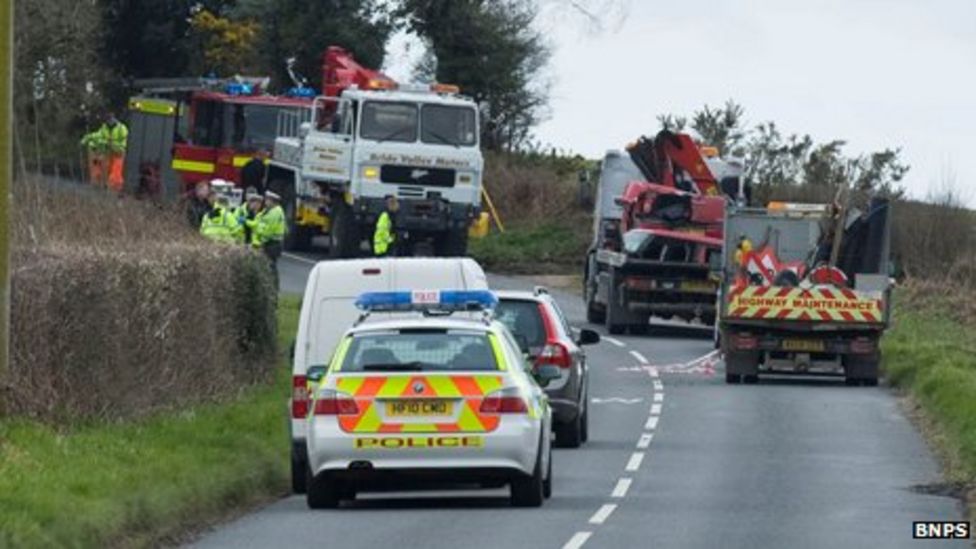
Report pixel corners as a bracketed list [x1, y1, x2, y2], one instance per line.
[4, 180, 276, 420]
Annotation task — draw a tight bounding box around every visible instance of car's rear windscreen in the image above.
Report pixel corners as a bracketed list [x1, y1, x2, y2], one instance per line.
[340, 330, 498, 372]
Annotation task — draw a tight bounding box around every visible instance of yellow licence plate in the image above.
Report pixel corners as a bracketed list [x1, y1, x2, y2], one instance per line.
[386, 400, 453, 417]
[782, 339, 826, 352]
[682, 280, 715, 292]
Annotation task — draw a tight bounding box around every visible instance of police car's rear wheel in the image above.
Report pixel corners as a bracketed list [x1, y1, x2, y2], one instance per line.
[291, 445, 307, 494]
[511, 437, 545, 507]
[306, 468, 340, 509]
[542, 446, 553, 499]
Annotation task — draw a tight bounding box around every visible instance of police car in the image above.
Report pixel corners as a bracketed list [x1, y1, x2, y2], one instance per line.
[304, 290, 554, 509]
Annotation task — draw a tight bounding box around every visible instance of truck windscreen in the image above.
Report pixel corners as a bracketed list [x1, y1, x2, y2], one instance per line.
[225, 104, 291, 151]
[421, 105, 477, 147]
[360, 101, 419, 143]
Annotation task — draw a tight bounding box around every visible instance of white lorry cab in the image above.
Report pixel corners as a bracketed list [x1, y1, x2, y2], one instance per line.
[289, 257, 489, 492]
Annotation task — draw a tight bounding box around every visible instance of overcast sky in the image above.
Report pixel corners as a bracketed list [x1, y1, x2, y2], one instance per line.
[387, 0, 976, 202]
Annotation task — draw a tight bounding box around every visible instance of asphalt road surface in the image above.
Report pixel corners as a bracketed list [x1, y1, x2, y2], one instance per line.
[189, 252, 969, 549]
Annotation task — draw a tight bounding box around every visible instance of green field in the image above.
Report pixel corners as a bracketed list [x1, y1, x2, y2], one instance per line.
[0, 298, 300, 548]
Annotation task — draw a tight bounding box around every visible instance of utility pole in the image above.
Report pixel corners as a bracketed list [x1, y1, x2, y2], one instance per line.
[0, 0, 11, 393]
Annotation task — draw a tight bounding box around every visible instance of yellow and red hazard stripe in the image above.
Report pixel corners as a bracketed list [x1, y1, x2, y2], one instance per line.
[727, 285, 883, 323]
[334, 374, 505, 434]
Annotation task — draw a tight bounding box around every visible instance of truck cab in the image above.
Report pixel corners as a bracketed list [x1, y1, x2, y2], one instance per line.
[270, 85, 483, 256]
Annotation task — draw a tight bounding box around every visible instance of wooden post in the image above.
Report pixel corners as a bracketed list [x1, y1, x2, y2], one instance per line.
[0, 0, 10, 392]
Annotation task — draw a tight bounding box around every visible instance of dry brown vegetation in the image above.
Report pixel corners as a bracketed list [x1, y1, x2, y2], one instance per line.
[5, 180, 277, 420]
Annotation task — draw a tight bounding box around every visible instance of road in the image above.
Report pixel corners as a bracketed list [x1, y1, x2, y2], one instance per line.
[190, 253, 969, 549]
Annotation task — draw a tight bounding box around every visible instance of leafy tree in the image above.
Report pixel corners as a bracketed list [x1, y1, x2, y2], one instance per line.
[14, 0, 106, 174]
[399, 0, 551, 151]
[690, 100, 746, 156]
[233, 0, 394, 90]
[187, 8, 261, 75]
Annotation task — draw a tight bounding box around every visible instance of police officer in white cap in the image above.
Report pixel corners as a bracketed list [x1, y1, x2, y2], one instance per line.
[252, 190, 287, 280]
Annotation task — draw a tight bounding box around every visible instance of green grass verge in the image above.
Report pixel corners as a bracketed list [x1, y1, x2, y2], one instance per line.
[469, 221, 589, 274]
[0, 297, 300, 548]
[882, 300, 976, 503]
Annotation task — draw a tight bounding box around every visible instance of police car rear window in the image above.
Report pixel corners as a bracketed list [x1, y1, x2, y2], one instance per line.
[341, 330, 498, 372]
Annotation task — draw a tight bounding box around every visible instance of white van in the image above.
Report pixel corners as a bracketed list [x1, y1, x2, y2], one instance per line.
[289, 257, 489, 493]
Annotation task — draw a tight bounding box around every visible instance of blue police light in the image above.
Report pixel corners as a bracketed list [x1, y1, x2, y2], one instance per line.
[355, 290, 498, 312]
[286, 86, 317, 98]
[225, 82, 253, 96]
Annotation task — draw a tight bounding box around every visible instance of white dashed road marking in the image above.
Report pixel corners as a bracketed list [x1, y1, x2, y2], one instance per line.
[629, 350, 648, 364]
[563, 531, 593, 549]
[625, 452, 645, 472]
[650, 403, 662, 416]
[637, 433, 653, 449]
[589, 504, 618, 525]
[645, 416, 659, 430]
[653, 380, 664, 391]
[604, 336, 626, 347]
[611, 478, 633, 498]
[654, 392, 664, 402]
[282, 252, 317, 265]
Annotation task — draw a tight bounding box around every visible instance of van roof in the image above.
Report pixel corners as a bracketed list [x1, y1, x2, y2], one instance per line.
[348, 316, 496, 336]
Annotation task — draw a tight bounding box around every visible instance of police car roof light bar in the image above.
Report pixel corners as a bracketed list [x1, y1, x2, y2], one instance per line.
[355, 290, 498, 313]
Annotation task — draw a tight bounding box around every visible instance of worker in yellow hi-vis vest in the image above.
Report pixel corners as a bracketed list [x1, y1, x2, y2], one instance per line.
[101, 113, 128, 192]
[373, 195, 400, 257]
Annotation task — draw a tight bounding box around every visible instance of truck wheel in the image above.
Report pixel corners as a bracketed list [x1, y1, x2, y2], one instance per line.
[329, 201, 361, 259]
[437, 229, 468, 256]
[725, 349, 760, 383]
[584, 280, 606, 324]
[725, 373, 741, 384]
[629, 323, 650, 336]
[604, 282, 626, 335]
[844, 353, 880, 387]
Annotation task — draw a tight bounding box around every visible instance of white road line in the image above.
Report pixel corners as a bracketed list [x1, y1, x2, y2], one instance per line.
[653, 380, 664, 391]
[629, 350, 648, 364]
[637, 433, 653, 449]
[604, 336, 625, 347]
[650, 403, 662, 415]
[563, 532, 593, 549]
[625, 452, 645, 471]
[645, 416, 659, 430]
[648, 368, 659, 378]
[611, 478, 633, 498]
[282, 252, 318, 265]
[654, 392, 664, 402]
[589, 503, 618, 525]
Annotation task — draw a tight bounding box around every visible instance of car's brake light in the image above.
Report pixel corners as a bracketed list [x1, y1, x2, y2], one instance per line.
[537, 341, 572, 369]
[536, 303, 572, 369]
[313, 389, 360, 415]
[292, 375, 309, 418]
[480, 389, 529, 414]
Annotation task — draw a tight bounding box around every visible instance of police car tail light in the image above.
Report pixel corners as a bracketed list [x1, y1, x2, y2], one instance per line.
[480, 388, 528, 414]
[292, 375, 309, 418]
[313, 388, 360, 416]
[537, 342, 572, 369]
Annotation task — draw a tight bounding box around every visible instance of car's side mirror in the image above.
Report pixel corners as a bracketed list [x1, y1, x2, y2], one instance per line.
[577, 329, 600, 346]
[533, 364, 561, 387]
[306, 365, 328, 384]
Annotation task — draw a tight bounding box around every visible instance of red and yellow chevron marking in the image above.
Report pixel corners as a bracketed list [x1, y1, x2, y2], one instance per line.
[727, 285, 883, 323]
[334, 374, 505, 434]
